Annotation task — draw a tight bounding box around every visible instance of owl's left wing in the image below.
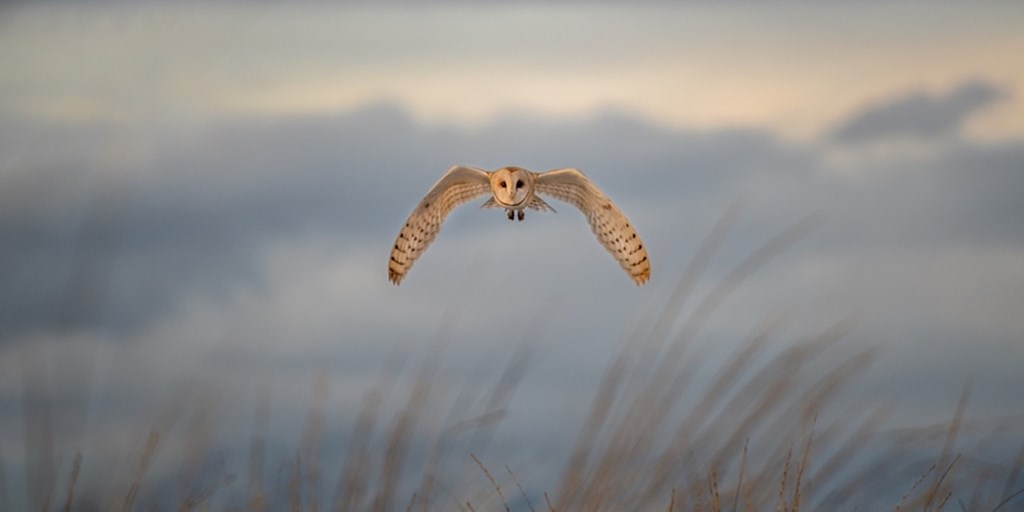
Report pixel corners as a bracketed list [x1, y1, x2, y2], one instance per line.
[389, 165, 492, 285]
[534, 168, 650, 285]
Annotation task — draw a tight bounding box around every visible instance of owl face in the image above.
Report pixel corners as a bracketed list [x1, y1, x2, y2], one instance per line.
[490, 167, 531, 207]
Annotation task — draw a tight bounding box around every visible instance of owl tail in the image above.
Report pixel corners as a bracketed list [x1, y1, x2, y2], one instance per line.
[479, 196, 556, 213]
[527, 196, 556, 213]
[480, 197, 502, 209]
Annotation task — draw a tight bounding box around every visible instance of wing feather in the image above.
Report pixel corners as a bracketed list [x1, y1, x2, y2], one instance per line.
[534, 168, 651, 285]
[388, 166, 491, 284]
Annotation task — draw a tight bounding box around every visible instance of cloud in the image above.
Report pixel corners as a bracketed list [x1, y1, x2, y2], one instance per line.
[2, 94, 1024, 507]
[3, 98, 1022, 356]
[830, 80, 1010, 144]
[0, 104, 810, 341]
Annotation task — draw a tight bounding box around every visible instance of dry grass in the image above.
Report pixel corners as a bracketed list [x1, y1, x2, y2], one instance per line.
[10, 211, 1024, 511]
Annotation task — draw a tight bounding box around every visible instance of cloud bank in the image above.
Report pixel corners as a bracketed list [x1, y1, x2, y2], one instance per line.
[830, 80, 1010, 144]
[1, 78, 1022, 507]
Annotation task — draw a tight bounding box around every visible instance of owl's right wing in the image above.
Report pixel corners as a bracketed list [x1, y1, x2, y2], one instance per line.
[388, 165, 492, 285]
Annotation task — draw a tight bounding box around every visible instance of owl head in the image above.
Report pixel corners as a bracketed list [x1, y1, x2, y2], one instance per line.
[490, 167, 531, 207]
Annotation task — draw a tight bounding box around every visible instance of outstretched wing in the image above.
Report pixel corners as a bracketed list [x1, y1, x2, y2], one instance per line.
[388, 166, 491, 284]
[534, 168, 650, 285]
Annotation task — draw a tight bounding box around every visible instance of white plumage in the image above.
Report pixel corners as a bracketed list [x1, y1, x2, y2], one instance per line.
[388, 166, 650, 285]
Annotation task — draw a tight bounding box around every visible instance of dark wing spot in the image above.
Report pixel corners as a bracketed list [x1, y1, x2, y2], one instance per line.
[602, 203, 612, 210]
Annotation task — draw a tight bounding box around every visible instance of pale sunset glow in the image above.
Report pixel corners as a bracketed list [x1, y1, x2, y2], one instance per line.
[4, 3, 1023, 138]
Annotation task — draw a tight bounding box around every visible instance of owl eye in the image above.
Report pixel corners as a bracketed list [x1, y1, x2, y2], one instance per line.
[500, 181, 507, 188]
[515, 179, 524, 189]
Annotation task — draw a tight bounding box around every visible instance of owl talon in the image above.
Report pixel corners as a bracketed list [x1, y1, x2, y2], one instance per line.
[507, 209, 514, 220]
[517, 210, 524, 221]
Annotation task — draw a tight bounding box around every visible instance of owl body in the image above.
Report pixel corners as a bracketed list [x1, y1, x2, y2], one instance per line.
[388, 166, 650, 285]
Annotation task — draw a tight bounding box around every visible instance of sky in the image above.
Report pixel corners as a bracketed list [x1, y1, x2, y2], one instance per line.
[1, 1, 1023, 508]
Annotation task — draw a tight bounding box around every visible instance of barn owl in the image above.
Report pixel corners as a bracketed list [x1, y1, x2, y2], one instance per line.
[388, 166, 650, 286]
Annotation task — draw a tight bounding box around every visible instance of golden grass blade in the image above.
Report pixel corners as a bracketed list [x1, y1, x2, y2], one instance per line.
[506, 464, 536, 512]
[333, 391, 382, 512]
[62, 451, 81, 512]
[121, 430, 159, 512]
[470, 454, 509, 512]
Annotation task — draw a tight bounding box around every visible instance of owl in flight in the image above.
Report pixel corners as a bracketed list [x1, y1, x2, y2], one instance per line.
[388, 166, 650, 286]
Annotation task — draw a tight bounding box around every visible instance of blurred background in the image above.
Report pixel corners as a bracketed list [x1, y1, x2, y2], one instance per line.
[1, 2, 1023, 510]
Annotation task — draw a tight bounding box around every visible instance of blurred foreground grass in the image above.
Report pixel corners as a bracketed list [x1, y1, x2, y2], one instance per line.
[12, 211, 1024, 511]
